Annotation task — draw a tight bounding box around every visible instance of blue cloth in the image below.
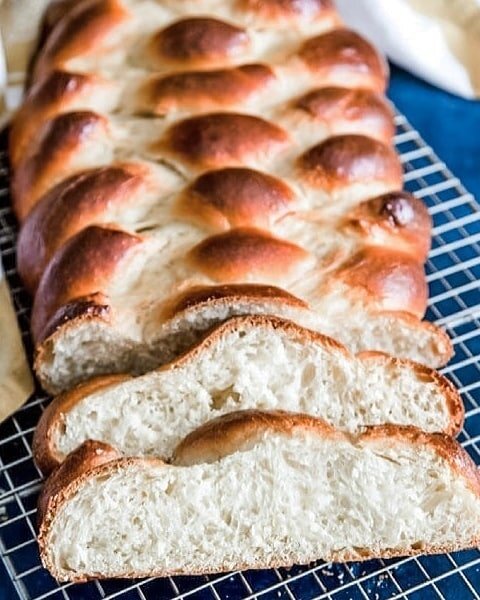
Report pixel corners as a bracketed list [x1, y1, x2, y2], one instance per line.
[389, 65, 480, 200]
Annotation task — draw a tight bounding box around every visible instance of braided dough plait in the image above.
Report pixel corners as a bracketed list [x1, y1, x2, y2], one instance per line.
[10, 0, 452, 391]
[38, 411, 480, 582]
[32, 315, 463, 474]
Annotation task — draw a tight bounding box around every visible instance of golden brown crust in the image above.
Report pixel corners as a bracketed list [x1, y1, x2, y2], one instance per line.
[163, 112, 289, 169]
[189, 227, 310, 283]
[335, 247, 428, 318]
[163, 284, 309, 319]
[41, 294, 112, 347]
[38, 444, 163, 581]
[299, 29, 388, 92]
[37, 439, 121, 529]
[41, 0, 79, 35]
[176, 167, 294, 231]
[173, 409, 340, 466]
[151, 17, 249, 68]
[9, 70, 107, 166]
[17, 164, 148, 293]
[242, 0, 338, 23]
[32, 226, 142, 343]
[12, 111, 108, 221]
[142, 64, 275, 115]
[41, 538, 480, 583]
[32, 0, 131, 81]
[17, 0, 449, 390]
[347, 191, 432, 260]
[299, 134, 402, 190]
[293, 87, 395, 143]
[33, 375, 130, 474]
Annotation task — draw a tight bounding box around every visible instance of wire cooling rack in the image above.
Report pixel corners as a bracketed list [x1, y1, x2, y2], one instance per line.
[1, 110, 480, 600]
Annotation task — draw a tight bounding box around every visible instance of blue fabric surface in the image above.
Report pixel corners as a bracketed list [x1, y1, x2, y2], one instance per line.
[0, 562, 17, 599]
[389, 65, 480, 201]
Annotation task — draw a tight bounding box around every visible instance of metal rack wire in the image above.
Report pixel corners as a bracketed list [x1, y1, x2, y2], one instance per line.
[1, 110, 480, 600]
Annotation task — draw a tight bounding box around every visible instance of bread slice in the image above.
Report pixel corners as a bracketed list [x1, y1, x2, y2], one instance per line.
[38, 411, 480, 582]
[33, 315, 462, 473]
[33, 282, 452, 395]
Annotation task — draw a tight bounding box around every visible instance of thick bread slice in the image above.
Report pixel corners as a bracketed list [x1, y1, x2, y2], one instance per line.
[33, 283, 452, 394]
[38, 411, 480, 582]
[33, 315, 462, 473]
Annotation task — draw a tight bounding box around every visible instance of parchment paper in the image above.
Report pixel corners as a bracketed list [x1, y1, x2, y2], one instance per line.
[0, 267, 34, 421]
[0, 8, 35, 422]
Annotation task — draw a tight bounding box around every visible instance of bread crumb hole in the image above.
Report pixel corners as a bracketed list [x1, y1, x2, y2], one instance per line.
[210, 386, 241, 410]
[411, 541, 426, 550]
[301, 364, 316, 386]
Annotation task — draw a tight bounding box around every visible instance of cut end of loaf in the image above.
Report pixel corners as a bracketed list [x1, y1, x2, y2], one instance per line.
[38, 414, 480, 582]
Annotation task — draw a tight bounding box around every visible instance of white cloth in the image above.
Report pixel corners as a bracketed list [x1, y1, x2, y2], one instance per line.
[336, 0, 480, 99]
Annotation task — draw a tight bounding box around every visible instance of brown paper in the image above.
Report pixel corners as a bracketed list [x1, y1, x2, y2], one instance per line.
[0, 269, 34, 422]
[0, 6, 35, 421]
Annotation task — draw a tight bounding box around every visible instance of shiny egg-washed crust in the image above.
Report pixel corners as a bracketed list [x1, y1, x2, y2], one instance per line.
[347, 191, 432, 259]
[31, 225, 142, 343]
[12, 110, 110, 220]
[32, 314, 464, 474]
[31, 0, 131, 82]
[11, 0, 451, 387]
[10, 71, 112, 167]
[29, 218, 436, 351]
[37, 412, 480, 582]
[298, 134, 402, 190]
[17, 164, 150, 293]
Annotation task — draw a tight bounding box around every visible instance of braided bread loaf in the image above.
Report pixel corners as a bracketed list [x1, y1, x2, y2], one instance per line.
[11, 0, 451, 392]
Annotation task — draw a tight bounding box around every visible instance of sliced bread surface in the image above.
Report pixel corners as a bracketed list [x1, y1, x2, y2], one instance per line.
[33, 316, 462, 473]
[38, 411, 480, 582]
[34, 286, 453, 394]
